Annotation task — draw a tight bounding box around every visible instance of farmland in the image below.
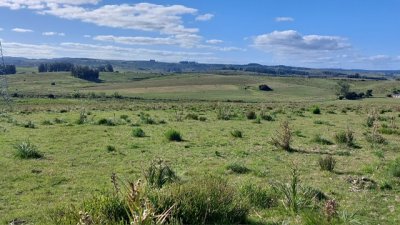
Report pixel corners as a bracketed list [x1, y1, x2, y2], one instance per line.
[1, 71, 400, 224]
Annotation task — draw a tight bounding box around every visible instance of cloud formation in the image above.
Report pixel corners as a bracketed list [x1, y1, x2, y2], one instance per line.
[0, 0, 99, 9]
[206, 39, 223, 44]
[253, 30, 350, 54]
[196, 13, 214, 21]
[275, 17, 294, 22]
[12, 28, 33, 33]
[42, 31, 65, 36]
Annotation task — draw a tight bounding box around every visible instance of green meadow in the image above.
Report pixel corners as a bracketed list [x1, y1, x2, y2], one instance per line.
[1, 71, 400, 224]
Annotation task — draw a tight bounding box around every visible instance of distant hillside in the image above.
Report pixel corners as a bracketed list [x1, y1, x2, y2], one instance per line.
[4, 56, 399, 79]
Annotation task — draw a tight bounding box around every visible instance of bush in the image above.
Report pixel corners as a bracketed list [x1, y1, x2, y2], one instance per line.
[240, 184, 277, 209]
[165, 130, 182, 142]
[318, 156, 336, 172]
[230, 129, 243, 138]
[260, 113, 274, 121]
[389, 158, 400, 178]
[148, 176, 249, 224]
[144, 159, 178, 189]
[334, 128, 355, 147]
[106, 145, 116, 152]
[98, 118, 116, 126]
[140, 113, 156, 125]
[23, 121, 36, 129]
[198, 116, 207, 122]
[14, 141, 43, 159]
[246, 111, 257, 120]
[271, 120, 293, 151]
[132, 128, 145, 137]
[312, 106, 321, 114]
[226, 163, 250, 174]
[185, 113, 199, 120]
[312, 135, 333, 145]
[259, 84, 273, 91]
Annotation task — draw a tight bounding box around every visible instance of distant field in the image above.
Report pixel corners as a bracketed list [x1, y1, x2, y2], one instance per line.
[7, 71, 400, 102]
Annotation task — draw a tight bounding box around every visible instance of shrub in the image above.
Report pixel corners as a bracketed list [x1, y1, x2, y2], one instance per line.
[14, 141, 43, 159]
[261, 114, 274, 121]
[76, 110, 88, 125]
[148, 176, 249, 224]
[140, 113, 156, 125]
[318, 156, 336, 172]
[312, 135, 333, 145]
[388, 158, 400, 178]
[144, 159, 178, 189]
[198, 116, 207, 121]
[312, 106, 321, 114]
[226, 163, 250, 174]
[365, 133, 387, 145]
[259, 84, 273, 91]
[41, 120, 53, 125]
[98, 118, 116, 126]
[240, 184, 277, 209]
[246, 111, 257, 120]
[165, 130, 182, 142]
[216, 107, 234, 120]
[132, 128, 145, 137]
[185, 113, 198, 120]
[230, 129, 243, 138]
[23, 121, 36, 129]
[334, 128, 355, 147]
[272, 167, 317, 214]
[271, 120, 293, 151]
[106, 145, 116, 152]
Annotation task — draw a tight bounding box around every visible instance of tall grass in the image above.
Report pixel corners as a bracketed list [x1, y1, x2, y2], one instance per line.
[14, 141, 43, 159]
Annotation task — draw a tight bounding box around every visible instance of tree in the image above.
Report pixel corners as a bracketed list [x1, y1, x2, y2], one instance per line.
[106, 64, 114, 72]
[335, 80, 350, 97]
[71, 65, 99, 81]
[366, 89, 373, 98]
[2, 65, 17, 75]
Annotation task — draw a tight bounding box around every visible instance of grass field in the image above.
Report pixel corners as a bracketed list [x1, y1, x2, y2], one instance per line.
[1, 71, 400, 224]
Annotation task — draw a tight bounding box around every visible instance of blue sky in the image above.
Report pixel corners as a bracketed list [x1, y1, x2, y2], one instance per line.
[0, 0, 399, 69]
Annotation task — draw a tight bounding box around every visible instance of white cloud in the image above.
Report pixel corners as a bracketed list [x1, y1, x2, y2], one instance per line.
[253, 30, 350, 53]
[40, 3, 199, 36]
[0, 0, 100, 10]
[196, 13, 214, 21]
[12, 28, 33, 33]
[0, 40, 216, 62]
[0, 27, 3, 31]
[275, 17, 294, 22]
[93, 34, 202, 48]
[206, 39, 223, 44]
[42, 31, 65, 36]
[83, 35, 91, 38]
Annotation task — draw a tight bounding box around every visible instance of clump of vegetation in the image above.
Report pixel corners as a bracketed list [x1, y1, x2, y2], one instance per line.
[246, 111, 257, 120]
[240, 184, 277, 209]
[144, 159, 178, 189]
[318, 156, 336, 172]
[14, 141, 43, 159]
[271, 120, 293, 151]
[335, 128, 355, 147]
[165, 129, 182, 142]
[261, 113, 274, 121]
[23, 120, 36, 129]
[149, 176, 249, 224]
[230, 129, 243, 138]
[388, 158, 400, 178]
[312, 135, 333, 145]
[140, 112, 157, 125]
[216, 107, 235, 120]
[272, 166, 317, 213]
[226, 163, 250, 174]
[106, 145, 116, 152]
[132, 128, 146, 137]
[98, 118, 117, 126]
[259, 84, 273, 91]
[311, 106, 321, 114]
[185, 113, 198, 120]
[76, 110, 88, 125]
[198, 116, 207, 121]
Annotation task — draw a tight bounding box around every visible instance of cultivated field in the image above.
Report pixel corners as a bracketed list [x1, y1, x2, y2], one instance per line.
[1, 71, 400, 224]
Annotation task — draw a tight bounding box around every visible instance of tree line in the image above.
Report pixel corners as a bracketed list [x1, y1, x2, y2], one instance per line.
[0, 65, 17, 75]
[37, 62, 114, 81]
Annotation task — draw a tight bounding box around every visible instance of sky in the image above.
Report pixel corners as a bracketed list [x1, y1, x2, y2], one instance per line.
[0, 0, 399, 70]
